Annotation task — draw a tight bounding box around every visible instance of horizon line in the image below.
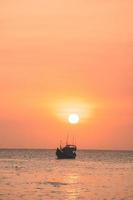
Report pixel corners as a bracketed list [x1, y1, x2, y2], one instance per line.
[0, 148, 133, 152]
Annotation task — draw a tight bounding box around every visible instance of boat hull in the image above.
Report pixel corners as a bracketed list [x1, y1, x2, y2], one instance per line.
[56, 148, 76, 159]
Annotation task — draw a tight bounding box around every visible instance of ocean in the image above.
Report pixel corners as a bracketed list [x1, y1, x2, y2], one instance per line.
[0, 149, 133, 200]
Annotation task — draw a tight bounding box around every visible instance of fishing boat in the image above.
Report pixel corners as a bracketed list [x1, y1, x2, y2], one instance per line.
[56, 144, 77, 159]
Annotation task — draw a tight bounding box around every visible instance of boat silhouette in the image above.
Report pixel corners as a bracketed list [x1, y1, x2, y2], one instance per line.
[56, 144, 77, 159]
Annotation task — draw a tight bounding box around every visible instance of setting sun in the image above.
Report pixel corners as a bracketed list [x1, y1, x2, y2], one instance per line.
[52, 98, 92, 124]
[68, 113, 80, 124]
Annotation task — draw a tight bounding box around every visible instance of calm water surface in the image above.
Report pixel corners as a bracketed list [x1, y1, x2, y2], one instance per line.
[0, 149, 133, 200]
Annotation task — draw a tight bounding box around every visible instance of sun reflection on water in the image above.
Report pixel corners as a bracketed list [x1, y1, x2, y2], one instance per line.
[64, 173, 80, 200]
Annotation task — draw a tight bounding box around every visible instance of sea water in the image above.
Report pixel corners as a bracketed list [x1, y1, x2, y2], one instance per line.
[0, 149, 133, 200]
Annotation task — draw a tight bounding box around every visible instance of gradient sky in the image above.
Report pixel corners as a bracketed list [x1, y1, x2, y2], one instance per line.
[0, 0, 133, 149]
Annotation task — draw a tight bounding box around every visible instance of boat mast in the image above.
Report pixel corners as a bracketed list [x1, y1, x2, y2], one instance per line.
[66, 132, 69, 145]
[60, 139, 62, 149]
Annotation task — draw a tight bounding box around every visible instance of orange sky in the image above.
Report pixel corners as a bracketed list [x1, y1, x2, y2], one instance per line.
[0, 0, 133, 149]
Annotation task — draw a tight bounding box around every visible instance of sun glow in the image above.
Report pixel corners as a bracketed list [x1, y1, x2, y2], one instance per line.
[52, 98, 93, 124]
[68, 113, 80, 124]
